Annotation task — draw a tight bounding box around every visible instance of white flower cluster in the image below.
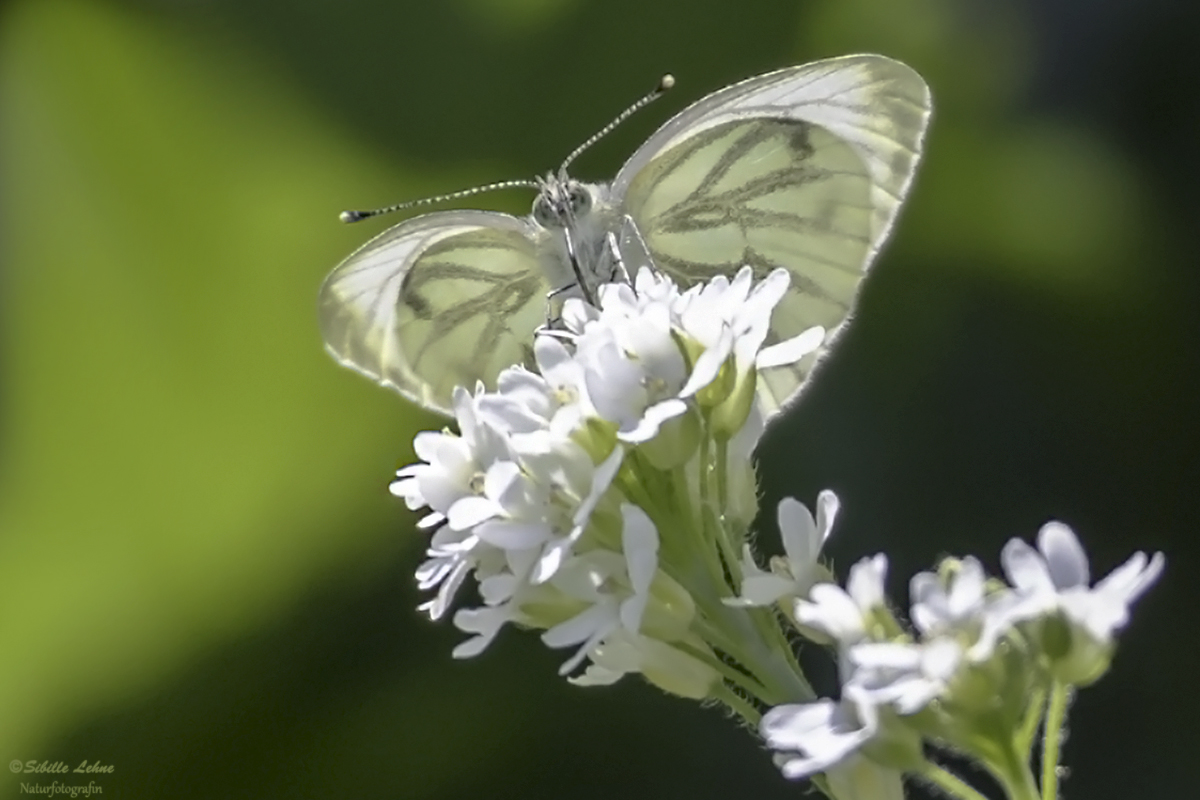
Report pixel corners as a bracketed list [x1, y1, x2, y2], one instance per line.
[760, 522, 1164, 797]
[382, 265, 1165, 800]
[391, 267, 826, 696]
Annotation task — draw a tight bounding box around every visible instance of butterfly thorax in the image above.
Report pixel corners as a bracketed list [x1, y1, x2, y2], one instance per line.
[531, 173, 620, 299]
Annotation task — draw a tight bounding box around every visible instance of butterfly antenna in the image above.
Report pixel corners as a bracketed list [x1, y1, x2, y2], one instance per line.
[339, 178, 543, 223]
[558, 74, 675, 175]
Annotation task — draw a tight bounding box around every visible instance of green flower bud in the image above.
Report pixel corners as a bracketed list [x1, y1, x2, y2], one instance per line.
[641, 570, 698, 642]
[638, 407, 701, 470]
[709, 367, 757, 442]
[638, 635, 721, 700]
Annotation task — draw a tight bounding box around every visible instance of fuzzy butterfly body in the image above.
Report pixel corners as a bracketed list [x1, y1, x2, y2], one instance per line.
[319, 54, 931, 416]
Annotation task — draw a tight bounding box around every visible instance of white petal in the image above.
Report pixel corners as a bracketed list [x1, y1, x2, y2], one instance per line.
[617, 398, 688, 443]
[531, 538, 572, 585]
[777, 497, 819, 566]
[798, 584, 866, 642]
[388, 476, 421, 504]
[534, 335, 574, 380]
[948, 557, 986, 615]
[1037, 522, 1090, 589]
[451, 605, 513, 657]
[744, 267, 789, 312]
[478, 394, 545, 434]
[585, 340, 645, 424]
[735, 574, 796, 605]
[757, 326, 826, 369]
[415, 555, 453, 590]
[571, 445, 625, 529]
[815, 490, 840, 542]
[1096, 550, 1165, 604]
[473, 519, 552, 550]
[446, 495, 500, 530]
[726, 265, 755, 307]
[411, 430, 444, 463]
[850, 641, 923, 671]
[619, 505, 659, 631]
[478, 572, 520, 605]
[1001, 537, 1056, 595]
[416, 512, 445, 530]
[679, 326, 733, 398]
[569, 663, 627, 687]
[761, 701, 839, 750]
[483, 461, 523, 504]
[504, 546, 539, 581]
[846, 555, 887, 611]
[619, 593, 650, 635]
[761, 698, 875, 774]
[621, 505, 659, 597]
[542, 601, 617, 648]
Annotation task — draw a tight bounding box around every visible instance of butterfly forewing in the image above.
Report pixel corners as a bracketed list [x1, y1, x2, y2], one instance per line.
[319, 211, 549, 415]
[613, 55, 931, 413]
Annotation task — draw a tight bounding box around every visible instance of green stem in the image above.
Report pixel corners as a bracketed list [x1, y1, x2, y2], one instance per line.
[917, 763, 992, 800]
[697, 431, 711, 509]
[764, 613, 809, 697]
[708, 429, 743, 579]
[715, 436, 728, 514]
[669, 464, 702, 552]
[1016, 685, 1047, 758]
[809, 773, 834, 800]
[690, 597, 810, 705]
[691, 608, 780, 696]
[1041, 682, 1070, 800]
[709, 508, 743, 582]
[993, 743, 1041, 800]
[674, 638, 775, 704]
[617, 468, 659, 521]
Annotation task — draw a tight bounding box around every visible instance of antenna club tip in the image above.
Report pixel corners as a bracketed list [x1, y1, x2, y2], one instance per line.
[659, 74, 675, 91]
[339, 210, 367, 223]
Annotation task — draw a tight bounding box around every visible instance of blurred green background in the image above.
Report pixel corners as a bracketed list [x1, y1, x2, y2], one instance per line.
[1, 0, 1195, 797]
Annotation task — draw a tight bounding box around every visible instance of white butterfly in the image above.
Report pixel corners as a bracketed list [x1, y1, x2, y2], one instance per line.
[319, 54, 931, 417]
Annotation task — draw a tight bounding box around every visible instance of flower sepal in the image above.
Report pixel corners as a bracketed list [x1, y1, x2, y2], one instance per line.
[709, 363, 758, 443]
[636, 406, 701, 471]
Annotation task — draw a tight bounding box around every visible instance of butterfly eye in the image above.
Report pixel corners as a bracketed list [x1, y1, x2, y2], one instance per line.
[532, 194, 557, 227]
[568, 186, 593, 216]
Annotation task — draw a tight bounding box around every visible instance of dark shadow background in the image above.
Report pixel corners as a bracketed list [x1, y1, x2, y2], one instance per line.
[1, 0, 1195, 798]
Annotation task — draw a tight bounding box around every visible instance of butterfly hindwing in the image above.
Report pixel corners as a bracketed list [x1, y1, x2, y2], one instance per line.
[319, 210, 549, 414]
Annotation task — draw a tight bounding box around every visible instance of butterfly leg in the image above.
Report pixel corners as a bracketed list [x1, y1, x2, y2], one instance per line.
[604, 231, 632, 285]
[561, 227, 596, 306]
[534, 325, 576, 342]
[616, 214, 654, 284]
[535, 281, 577, 335]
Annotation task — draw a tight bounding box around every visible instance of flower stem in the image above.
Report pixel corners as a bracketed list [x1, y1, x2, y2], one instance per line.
[993, 743, 1041, 800]
[675, 637, 775, 703]
[1041, 681, 1070, 800]
[714, 436, 728, 512]
[1015, 685, 1046, 758]
[916, 762, 992, 800]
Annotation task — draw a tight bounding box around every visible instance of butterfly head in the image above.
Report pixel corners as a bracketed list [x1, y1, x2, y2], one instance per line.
[531, 173, 595, 230]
